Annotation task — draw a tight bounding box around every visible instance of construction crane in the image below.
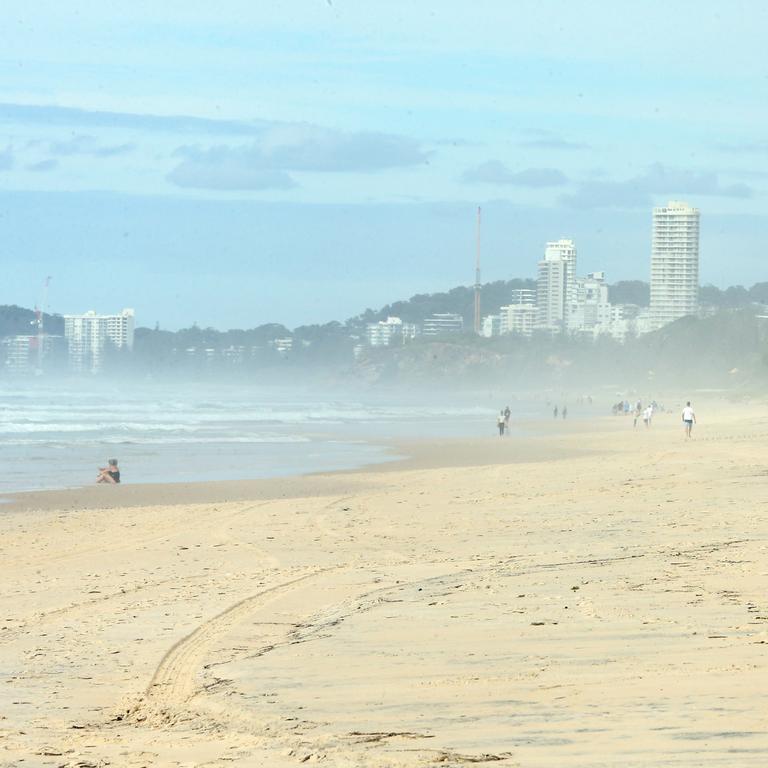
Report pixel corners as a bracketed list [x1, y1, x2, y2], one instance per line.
[473, 206, 482, 334]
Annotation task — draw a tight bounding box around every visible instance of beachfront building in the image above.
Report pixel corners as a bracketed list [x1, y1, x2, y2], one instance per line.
[537, 258, 568, 331]
[2, 335, 36, 374]
[509, 288, 536, 306]
[422, 313, 464, 337]
[481, 288, 537, 338]
[500, 302, 537, 337]
[221, 345, 246, 364]
[268, 337, 293, 356]
[649, 201, 700, 329]
[537, 239, 577, 332]
[481, 314, 502, 338]
[1, 334, 66, 374]
[366, 316, 417, 346]
[64, 309, 135, 374]
[567, 272, 612, 333]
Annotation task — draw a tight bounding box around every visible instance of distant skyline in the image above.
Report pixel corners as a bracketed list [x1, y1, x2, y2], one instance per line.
[1, 2, 766, 329]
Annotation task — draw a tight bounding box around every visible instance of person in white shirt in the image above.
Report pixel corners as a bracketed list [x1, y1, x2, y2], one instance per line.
[642, 405, 653, 428]
[681, 401, 696, 438]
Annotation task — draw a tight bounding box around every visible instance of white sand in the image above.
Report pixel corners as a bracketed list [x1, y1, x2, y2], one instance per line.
[2, 404, 768, 766]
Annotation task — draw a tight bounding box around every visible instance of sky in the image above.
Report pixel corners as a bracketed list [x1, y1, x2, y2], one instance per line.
[1, 1, 767, 329]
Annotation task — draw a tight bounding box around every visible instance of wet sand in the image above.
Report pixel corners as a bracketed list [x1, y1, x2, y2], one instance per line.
[2, 404, 768, 766]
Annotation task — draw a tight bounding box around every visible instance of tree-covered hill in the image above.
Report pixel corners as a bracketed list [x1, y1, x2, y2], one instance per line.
[354, 307, 768, 390]
[0, 305, 64, 337]
[347, 279, 538, 327]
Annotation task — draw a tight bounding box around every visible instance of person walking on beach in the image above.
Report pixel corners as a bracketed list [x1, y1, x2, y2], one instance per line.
[504, 406, 511, 431]
[682, 401, 696, 439]
[642, 405, 653, 428]
[562, 405, 567, 420]
[497, 411, 506, 437]
[553, 405, 558, 419]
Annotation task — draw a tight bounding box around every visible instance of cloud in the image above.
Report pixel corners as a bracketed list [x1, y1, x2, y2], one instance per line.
[559, 180, 649, 209]
[717, 140, 768, 154]
[0, 102, 272, 136]
[461, 161, 567, 187]
[560, 163, 754, 209]
[721, 167, 768, 180]
[94, 143, 135, 157]
[519, 138, 588, 151]
[166, 127, 428, 190]
[178, 128, 426, 173]
[48, 134, 135, 157]
[27, 158, 58, 172]
[0, 146, 12, 171]
[518, 131, 588, 151]
[2, 103, 427, 191]
[167, 162, 296, 191]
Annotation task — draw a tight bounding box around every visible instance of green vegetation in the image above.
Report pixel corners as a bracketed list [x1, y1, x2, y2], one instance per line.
[348, 278, 537, 328]
[608, 281, 649, 306]
[0, 305, 63, 337]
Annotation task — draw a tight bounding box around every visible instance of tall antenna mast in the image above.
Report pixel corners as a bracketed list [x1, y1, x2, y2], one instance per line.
[473, 206, 481, 334]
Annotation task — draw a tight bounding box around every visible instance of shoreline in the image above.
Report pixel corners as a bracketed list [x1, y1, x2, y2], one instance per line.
[1, 419, 609, 513]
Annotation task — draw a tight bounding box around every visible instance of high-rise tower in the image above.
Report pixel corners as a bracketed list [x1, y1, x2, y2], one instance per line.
[536, 239, 577, 332]
[650, 201, 700, 329]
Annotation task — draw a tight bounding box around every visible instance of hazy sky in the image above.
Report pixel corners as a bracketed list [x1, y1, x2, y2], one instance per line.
[1, 1, 766, 329]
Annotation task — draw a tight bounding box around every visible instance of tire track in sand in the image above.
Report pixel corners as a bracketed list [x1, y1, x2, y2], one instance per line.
[126, 566, 336, 724]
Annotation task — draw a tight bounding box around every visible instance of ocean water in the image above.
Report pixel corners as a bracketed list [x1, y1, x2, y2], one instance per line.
[0, 382, 508, 494]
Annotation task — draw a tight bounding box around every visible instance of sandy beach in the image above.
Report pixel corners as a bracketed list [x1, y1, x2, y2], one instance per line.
[2, 403, 768, 767]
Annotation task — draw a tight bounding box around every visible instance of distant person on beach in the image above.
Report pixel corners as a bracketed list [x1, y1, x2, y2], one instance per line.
[553, 405, 558, 419]
[96, 458, 121, 484]
[642, 405, 653, 428]
[682, 401, 696, 438]
[504, 406, 511, 430]
[497, 411, 505, 437]
[633, 404, 641, 428]
[562, 406, 567, 419]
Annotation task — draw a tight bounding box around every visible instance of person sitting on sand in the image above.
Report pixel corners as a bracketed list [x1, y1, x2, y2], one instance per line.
[96, 458, 121, 484]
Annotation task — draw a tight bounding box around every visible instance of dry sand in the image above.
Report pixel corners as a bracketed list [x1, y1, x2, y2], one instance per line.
[2, 404, 768, 767]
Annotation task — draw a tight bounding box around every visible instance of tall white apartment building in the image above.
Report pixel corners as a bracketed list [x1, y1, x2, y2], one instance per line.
[546, 239, 577, 313]
[537, 239, 577, 332]
[64, 308, 135, 373]
[650, 201, 700, 329]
